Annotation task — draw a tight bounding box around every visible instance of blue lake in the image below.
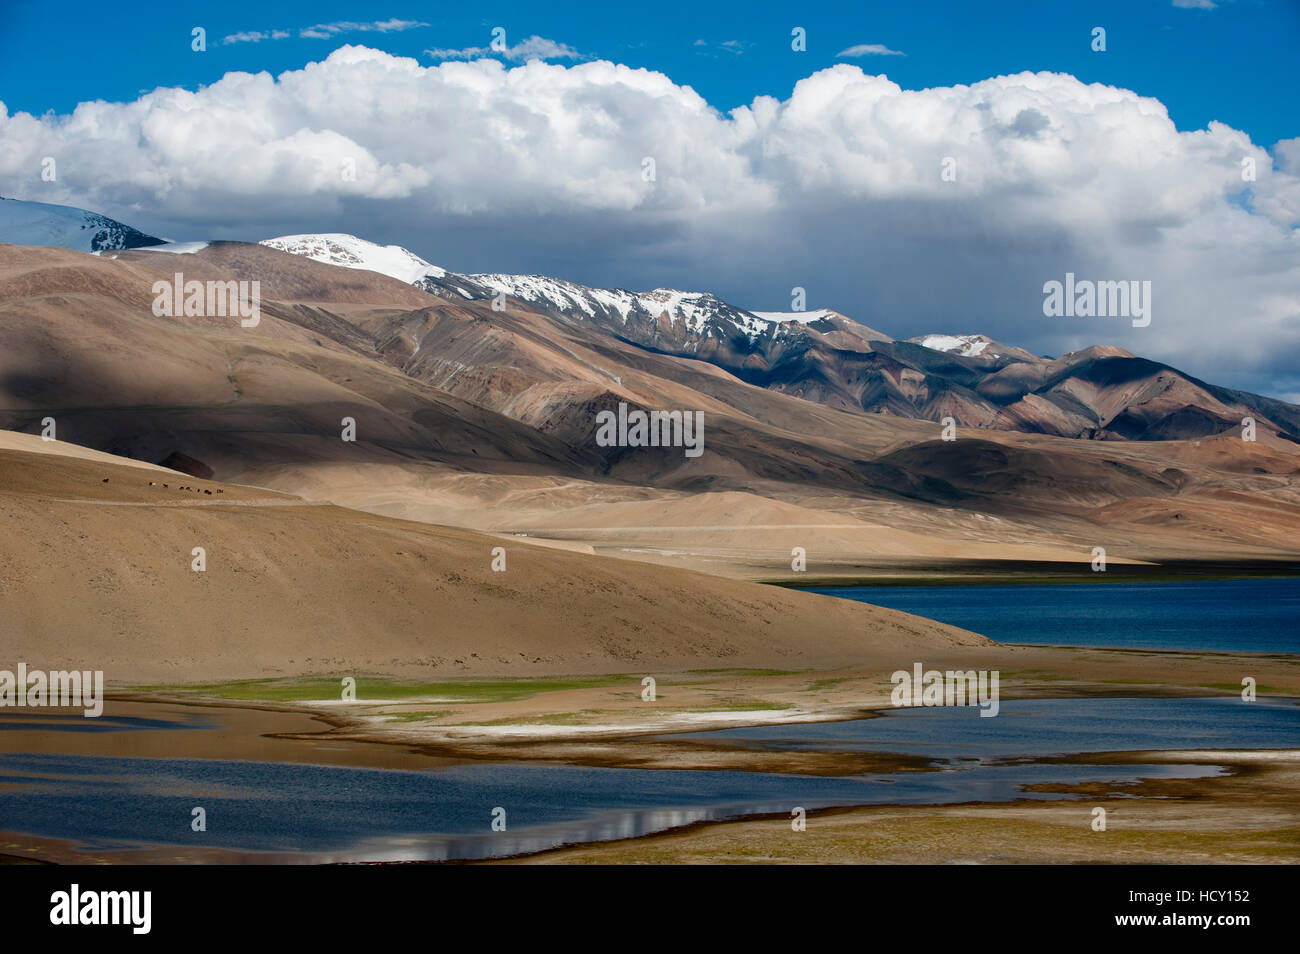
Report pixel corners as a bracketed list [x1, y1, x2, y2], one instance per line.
[688, 695, 1300, 757]
[806, 577, 1300, 652]
[1, 696, 1293, 862]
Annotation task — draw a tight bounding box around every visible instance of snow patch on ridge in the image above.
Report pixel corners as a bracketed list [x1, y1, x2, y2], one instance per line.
[913, 334, 997, 357]
[260, 233, 447, 284]
[751, 309, 834, 325]
[0, 196, 163, 252]
[468, 274, 775, 337]
[129, 241, 210, 255]
[259, 230, 819, 343]
[471, 274, 622, 319]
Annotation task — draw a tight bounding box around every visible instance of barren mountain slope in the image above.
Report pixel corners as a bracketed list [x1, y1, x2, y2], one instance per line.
[0, 434, 986, 682]
[3, 243, 1299, 574]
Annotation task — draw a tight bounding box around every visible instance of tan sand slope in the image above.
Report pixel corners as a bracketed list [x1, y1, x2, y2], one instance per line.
[0, 437, 987, 683]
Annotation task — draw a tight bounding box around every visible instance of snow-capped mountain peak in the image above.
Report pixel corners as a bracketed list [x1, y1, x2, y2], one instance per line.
[254, 231, 883, 348]
[466, 274, 775, 338]
[255, 230, 812, 341]
[468, 273, 628, 319]
[632, 288, 756, 334]
[260, 233, 448, 285]
[910, 333, 999, 358]
[0, 196, 162, 252]
[751, 309, 836, 325]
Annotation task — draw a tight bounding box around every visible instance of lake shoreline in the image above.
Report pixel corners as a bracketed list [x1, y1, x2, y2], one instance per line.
[5, 745, 1295, 866]
[3, 718, 1296, 865]
[489, 748, 1300, 865]
[761, 557, 1300, 589]
[4, 631, 1297, 866]
[782, 575, 1300, 655]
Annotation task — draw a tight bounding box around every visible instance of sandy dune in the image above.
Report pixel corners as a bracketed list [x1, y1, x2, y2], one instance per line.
[0, 436, 987, 683]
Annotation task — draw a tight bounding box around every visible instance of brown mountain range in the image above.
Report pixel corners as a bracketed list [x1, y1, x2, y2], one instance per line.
[0, 240, 1296, 583]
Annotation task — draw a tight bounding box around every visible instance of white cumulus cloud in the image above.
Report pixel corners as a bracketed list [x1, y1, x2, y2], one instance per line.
[0, 45, 1296, 396]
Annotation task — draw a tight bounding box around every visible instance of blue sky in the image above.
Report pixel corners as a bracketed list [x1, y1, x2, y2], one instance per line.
[2, 0, 1296, 148]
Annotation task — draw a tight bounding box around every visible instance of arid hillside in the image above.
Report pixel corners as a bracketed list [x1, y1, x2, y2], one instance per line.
[2, 241, 1298, 582]
[0, 432, 987, 682]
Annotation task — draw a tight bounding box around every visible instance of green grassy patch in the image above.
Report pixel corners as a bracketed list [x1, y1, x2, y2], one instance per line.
[131, 675, 630, 705]
[807, 678, 853, 691]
